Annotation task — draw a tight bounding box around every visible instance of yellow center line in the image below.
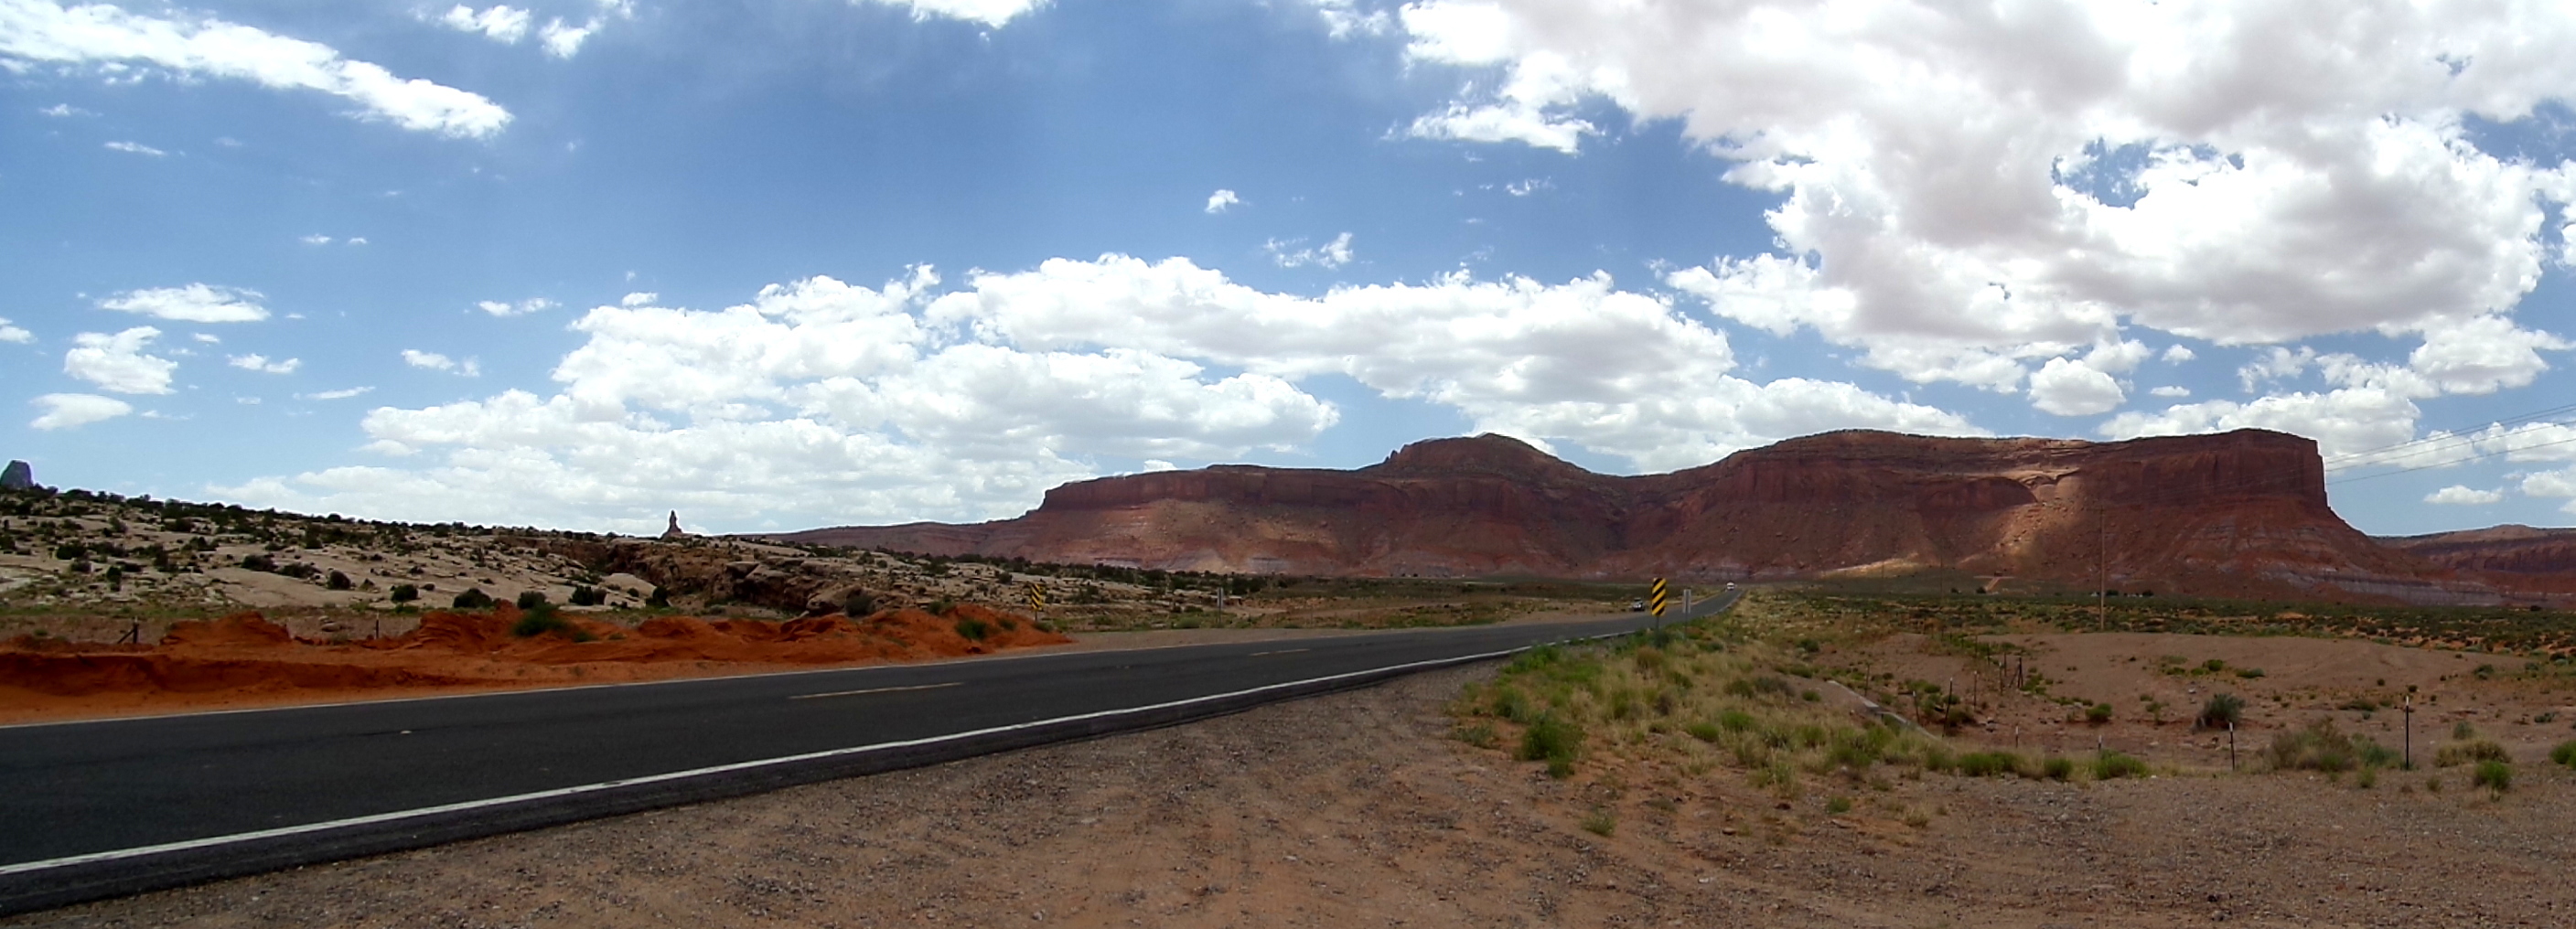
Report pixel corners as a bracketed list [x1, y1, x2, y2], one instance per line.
[789, 681, 963, 700]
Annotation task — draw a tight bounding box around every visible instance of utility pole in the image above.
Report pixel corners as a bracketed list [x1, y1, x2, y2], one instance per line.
[2097, 500, 2109, 627]
[2403, 692, 2415, 770]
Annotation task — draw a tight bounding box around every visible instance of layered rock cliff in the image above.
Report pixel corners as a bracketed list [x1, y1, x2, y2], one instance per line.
[769, 429, 2513, 602]
[2379, 526, 2576, 579]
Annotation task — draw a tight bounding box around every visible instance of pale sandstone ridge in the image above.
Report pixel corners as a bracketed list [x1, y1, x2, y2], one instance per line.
[768, 430, 2527, 602]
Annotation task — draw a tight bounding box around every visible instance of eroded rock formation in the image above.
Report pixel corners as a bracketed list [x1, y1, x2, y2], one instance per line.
[770, 430, 2518, 602]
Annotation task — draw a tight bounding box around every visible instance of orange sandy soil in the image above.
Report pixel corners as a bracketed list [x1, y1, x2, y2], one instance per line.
[0, 603, 1066, 725]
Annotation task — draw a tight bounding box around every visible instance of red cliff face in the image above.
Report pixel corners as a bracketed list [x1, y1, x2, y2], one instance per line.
[769, 430, 2515, 602]
[2380, 526, 2576, 583]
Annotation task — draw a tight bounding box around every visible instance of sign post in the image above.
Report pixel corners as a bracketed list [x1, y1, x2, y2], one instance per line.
[1025, 583, 1046, 625]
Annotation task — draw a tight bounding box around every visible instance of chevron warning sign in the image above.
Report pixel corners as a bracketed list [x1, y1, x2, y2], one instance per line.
[1025, 583, 1046, 612]
[1648, 578, 1669, 617]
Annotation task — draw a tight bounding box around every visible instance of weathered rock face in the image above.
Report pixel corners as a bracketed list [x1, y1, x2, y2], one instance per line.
[768, 430, 2510, 601]
[2379, 526, 2576, 577]
[0, 461, 33, 491]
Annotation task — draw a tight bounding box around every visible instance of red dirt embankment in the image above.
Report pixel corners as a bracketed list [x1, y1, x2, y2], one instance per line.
[0, 603, 1066, 723]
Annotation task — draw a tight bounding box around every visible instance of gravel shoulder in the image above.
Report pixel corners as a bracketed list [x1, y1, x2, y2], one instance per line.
[14, 659, 2576, 928]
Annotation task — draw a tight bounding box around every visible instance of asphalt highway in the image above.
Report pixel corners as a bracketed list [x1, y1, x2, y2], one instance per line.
[0, 593, 1734, 912]
[3, 596, 1732, 860]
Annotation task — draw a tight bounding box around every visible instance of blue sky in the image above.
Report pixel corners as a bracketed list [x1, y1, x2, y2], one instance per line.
[5, 0, 2576, 537]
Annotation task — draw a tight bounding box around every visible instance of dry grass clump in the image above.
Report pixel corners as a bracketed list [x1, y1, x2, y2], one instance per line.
[1455, 627, 1949, 790]
[1451, 621, 2157, 791]
[2435, 739, 2511, 768]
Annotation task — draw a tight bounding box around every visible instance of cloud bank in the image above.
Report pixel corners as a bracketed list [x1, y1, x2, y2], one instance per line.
[0, 0, 511, 137]
[224, 257, 1978, 531]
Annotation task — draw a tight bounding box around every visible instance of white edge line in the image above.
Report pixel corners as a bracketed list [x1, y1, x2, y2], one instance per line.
[0, 633, 1630, 879]
[0, 614, 1642, 732]
[789, 681, 962, 700]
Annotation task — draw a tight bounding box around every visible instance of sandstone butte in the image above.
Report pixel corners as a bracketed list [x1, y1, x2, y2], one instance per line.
[770, 429, 2567, 605]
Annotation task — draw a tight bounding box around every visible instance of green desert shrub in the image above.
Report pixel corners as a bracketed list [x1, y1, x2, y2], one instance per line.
[2269, 720, 2397, 773]
[2550, 740, 2576, 769]
[510, 606, 582, 639]
[451, 587, 495, 610]
[2091, 751, 2151, 780]
[1451, 722, 1497, 749]
[2197, 693, 2245, 730]
[1518, 713, 1584, 778]
[1957, 752, 2023, 778]
[2474, 759, 2513, 792]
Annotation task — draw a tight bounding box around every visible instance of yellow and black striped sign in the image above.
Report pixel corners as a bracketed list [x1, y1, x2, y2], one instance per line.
[1025, 583, 1046, 611]
[1648, 578, 1669, 616]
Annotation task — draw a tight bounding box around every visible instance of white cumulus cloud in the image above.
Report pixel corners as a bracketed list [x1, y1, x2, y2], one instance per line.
[926, 254, 1981, 472]
[1309, 0, 1388, 37]
[64, 326, 175, 394]
[227, 353, 299, 374]
[1204, 188, 1240, 214]
[863, 0, 1046, 28]
[2424, 485, 2504, 506]
[2027, 357, 2125, 417]
[223, 255, 1979, 531]
[29, 392, 132, 430]
[102, 140, 165, 156]
[0, 0, 511, 137]
[0, 316, 30, 343]
[1266, 232, 1355, 269]
[2099, 387, 2422, 462]
[537, 16, 595, 57]
[97, 283, 268, 323]
[1410, 0, 2576, 427]
[476, 297, 556, 317]
[299, 386, 373, 400]
[402, 348, 479, 377]
[437, 5, 530, 43]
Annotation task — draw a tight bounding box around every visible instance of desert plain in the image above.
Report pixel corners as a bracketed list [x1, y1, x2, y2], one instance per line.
[9, 432, 2576, 926]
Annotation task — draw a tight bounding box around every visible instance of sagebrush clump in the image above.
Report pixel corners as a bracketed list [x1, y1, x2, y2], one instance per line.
[2268, 720, 2398, 774]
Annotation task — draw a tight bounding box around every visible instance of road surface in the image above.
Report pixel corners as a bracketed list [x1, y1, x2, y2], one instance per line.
[0, 592, 1737, 913]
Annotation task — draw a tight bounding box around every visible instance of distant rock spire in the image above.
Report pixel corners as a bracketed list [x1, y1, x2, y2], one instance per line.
[0, 460, 31, 491]
[661, 510, 686, 539]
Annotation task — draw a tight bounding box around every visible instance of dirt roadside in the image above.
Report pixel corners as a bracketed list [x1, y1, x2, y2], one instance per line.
[14, 658, 2576, 928]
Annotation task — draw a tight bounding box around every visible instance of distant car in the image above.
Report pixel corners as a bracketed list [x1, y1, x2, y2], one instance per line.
[1628, 599, 1647, 611]
[1724, 582, 1737, 590]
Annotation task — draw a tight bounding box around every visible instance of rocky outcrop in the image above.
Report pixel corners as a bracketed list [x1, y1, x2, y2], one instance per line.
[538, 538, 898, 616]
[768, 430, 2512, 603]
[0, 461, 33, 491]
